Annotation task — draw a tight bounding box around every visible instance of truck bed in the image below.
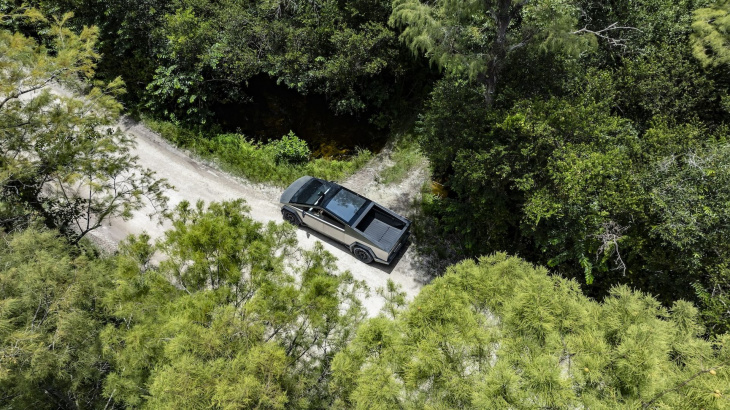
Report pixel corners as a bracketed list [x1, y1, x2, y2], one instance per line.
[356, 206, 407, 250]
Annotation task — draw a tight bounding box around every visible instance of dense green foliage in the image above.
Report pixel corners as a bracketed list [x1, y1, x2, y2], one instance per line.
[102, 200, 367, 408]
[410, 0, 730, 333]
[692, 0, 730, 67]
[0, 200, 368, 408]
[390, 0, 592, 106]
[333, 254, 730, 408]
[4, 0, 730, 406]
[32, 0, 423, 126]
[273, 131, 311, 164]
[0, 229, 114, 408]
[5, 227, 728, 408]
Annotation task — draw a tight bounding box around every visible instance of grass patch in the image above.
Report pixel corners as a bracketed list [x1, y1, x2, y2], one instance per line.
[144, 118, 373, 186]
[377, 133, 424, 185]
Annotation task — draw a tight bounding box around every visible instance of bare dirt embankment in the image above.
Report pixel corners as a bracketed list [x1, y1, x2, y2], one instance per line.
[87, 116, 433, 316]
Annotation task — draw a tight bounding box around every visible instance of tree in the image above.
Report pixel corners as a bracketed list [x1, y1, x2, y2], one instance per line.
[0, 228, 115, 409]
[414, 0, 730, 328]
[0, 10, 170, 242]
[692, 0, 730, 67]
[102, 200, 367, 408]
[74, 0, 417, 125]
[389, 0, 592, 107]
[332, 254, 730, 408]
[642, 140, 730, 334]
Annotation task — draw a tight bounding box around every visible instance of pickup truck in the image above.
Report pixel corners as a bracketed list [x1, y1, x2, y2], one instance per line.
[280, 176, 410, 264]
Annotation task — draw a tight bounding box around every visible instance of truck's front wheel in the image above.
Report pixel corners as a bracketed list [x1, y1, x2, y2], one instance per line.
[283, 210, 301, 226]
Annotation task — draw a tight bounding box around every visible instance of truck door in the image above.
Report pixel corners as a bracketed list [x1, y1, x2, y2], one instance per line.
[320, 210, 346, 243]
[302, 208, 326, 234]
[302, 208, 346, 243]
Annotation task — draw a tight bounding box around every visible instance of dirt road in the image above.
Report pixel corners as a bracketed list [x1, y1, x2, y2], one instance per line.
[87, 117, 432, 316]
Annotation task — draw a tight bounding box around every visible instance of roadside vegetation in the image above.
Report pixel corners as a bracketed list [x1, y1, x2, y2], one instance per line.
[0, 203, 368, 409]
[2, 219, 729, 408]
[145, 119, 373, 186]
[376, 133, 424, 185]
[334, 254, 730, 409]
[3, 0, 730, 407]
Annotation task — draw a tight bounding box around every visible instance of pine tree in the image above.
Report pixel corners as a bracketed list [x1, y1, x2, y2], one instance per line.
[102, 200, 367, 408]
[0, 228, 114, 408]
[332, 254, 730, 409]
[389, 0, 593, 106]
[692, 0, 730, 67]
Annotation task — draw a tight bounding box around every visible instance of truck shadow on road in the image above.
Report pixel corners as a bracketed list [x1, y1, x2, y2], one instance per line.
[298, 225, 410, 274]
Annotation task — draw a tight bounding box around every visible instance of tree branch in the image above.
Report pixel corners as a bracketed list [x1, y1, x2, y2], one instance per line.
[572, 22, 643, 47]
[0, 72, 65, 111]
[642, 362, 729, 408]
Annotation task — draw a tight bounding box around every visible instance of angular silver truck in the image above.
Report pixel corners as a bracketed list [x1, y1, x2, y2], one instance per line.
[280, 176, 410, 264]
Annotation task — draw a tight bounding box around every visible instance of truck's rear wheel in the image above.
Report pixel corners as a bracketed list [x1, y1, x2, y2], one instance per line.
[353, 246, 374, 264]
[283, 210, 300, 226]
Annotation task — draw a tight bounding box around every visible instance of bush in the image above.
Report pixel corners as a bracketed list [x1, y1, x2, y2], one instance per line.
[272, 131, 311, 164]
[144, 118, 372, 186]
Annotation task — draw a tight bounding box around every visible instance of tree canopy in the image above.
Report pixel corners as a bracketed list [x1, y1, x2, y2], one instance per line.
[692, 0, 730, 67]
[333, 254, 730, 409]
[101, 200, 367, 408]
[390, 0, 592, 106]
[0, 228, 114, 408]
[28, 0, 424, 126]
[3, 226, 728, 408]
[3, 1, 730, 407]
[1, 200, 369, 408]
[413, 0, 730, 332]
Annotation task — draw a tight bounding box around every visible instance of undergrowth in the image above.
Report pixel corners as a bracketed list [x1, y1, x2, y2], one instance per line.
[144, 118, 373, 186]
[377, 133, 424, 184]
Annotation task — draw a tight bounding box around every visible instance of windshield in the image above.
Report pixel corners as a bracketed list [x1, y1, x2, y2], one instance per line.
[291, 179, 330, 205]
[325, 188, 368, 224]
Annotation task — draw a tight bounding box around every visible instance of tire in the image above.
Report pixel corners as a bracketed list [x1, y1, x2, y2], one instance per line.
[353, 246, 374, 264]
[282, 210, 300, 226]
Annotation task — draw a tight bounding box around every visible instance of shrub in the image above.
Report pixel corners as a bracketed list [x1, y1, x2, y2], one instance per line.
[144, 118, 372, 186]
[272, 131, 311, 164]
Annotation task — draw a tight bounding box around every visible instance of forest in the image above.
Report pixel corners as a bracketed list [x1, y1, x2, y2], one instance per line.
[2, 0, 730, 408]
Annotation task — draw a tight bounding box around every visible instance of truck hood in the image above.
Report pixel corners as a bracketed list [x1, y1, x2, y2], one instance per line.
[279, 176, 314, 204]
